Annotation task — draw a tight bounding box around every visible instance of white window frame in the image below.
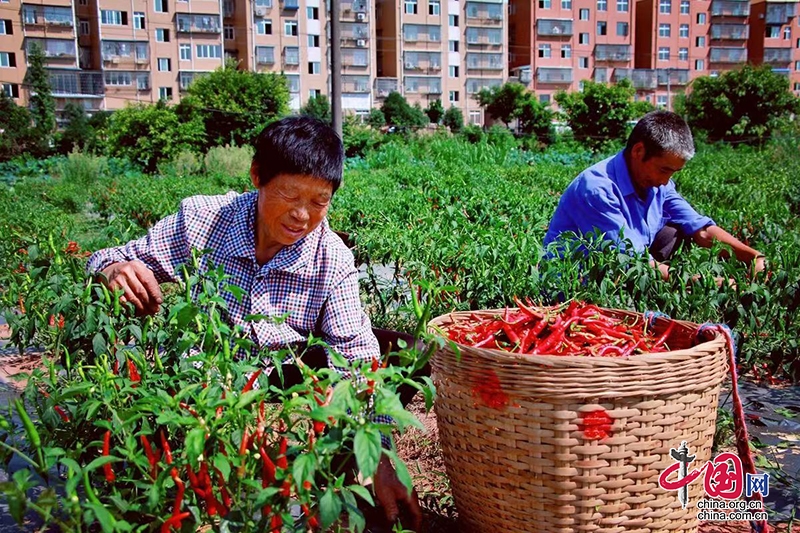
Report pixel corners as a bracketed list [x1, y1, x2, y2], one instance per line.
[656, 95, 668, 108]
[448, 65, 458, 77]
[678, 47, 688, 61]
[256, 19, 272, 35]
[284, 20, 297, 36]
[579, 8, 589, 20]
[679, 24, 689, 38]
[597, 0, 607, 11]
[449, 90, 458, 103]
[156, 28, 169, 42]
[180, 44, 191, 60]
[449, 40, 458, 52]
[307, 34, 319, 47]
[308, 61, 320, 74]
[0, 52, 12, 67]
[659, 23, 670, 38]
[579, 56, 589, 68]
[154, 0, 168, 13]
[658, 47, 670, 61]
[133, 12, 145, 29]
[101, 10, 123, 26]
[617, 21, 628, 36]
[448, 14, 458, 26]
[404, 0, 417, 14]
[695, 59, 704, 70]
[224, 25, 234, 39]
[157, 57, 171, 71]
[561, 0, 572, 8]
[579, 32, 589, 45]
[616, 0, 628, 12]
[80, 19, 90, 35]
[159, 86, 172, 100]
[659, 0, 670, 14]
[196, 44, 221, 58]
[680, 0, 689, 14]
[429, 0, 440, 15]
[561, 44, 571, 58]
[697, 13, 706, 24]
[538, 43, 551, 58]
[696, 36, 705, 47]
[597, 21, 607, 35]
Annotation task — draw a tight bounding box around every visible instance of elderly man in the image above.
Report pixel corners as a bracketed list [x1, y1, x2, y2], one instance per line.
[544, 110, 765, 281]
[87, 115, 422, 530]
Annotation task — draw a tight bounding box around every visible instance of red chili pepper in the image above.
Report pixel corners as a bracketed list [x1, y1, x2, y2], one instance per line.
[237, 427, 251, 477]
[127, 358, 141, 385]
[242, 369, 262, 393]
[270, 514, 283, 533]
[54, 406, 70, 422]
[650, 321, 676, 351]
[112, 359, 119, 375]
[102, 430, 115, 483]
[260, 445, 277, 486]
[302, 504, 320, 528]
[141, 435, 157, 479]
[160, 511, 190, 533]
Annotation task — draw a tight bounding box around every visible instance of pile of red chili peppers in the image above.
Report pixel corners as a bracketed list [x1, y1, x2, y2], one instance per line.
[444, 299, 675, 356]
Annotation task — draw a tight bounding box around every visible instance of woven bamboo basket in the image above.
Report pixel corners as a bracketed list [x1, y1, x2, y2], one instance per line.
[429, 308, 730, 533]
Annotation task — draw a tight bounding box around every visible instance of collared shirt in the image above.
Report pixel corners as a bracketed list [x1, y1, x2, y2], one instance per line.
[87, 191, 381, 368]
[543, 151, 715, 256]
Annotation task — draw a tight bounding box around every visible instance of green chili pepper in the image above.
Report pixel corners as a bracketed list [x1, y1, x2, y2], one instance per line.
[14, 399, 40, 449]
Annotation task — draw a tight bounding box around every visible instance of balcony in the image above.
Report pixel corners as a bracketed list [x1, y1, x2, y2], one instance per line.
[465, 2, 503, 24]
[374, 77, 398, 98]
[286, 74, 300, 93]
[343, 50, 369, 68]
[283, 47, 300, 66]
[594, 44, 631, 62]
[465, 27, 503, 47]
[252, 0, 270, 16]
[341, 0, 368, 20]
[255, 46, 275, 65]
[537, 67, 572, 84]
[22, 5, 73, 28]
[101, 40, 149, 65]
[26, 38, 77, 59]
[282, 0, 299, 9]
[656, 68, 690, 85]
[711, 0, 749, 17]
[614, 68, 657, 89]
[709, 46, 747, 63]
[766, 2, 796, 23]
[536, 19, 573, 37]
[404, 51, 441, 73]
[47, 69, 103, 96]
[764, 47, 792, 64]
[465, 52, 504, 70]
[342, 75, 370, 93]
[594, 67, 609, 83]
[176, 14, 221, 34]
[179, 71, 209, 91]
[466, 77, 502, 94]
[710, 23, 749, 40]
[344, 23, 370, 43]
[404, 76, 442, 95]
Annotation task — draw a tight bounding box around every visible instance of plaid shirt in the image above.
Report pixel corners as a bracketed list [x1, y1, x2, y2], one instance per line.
[87, 191, 381, 369]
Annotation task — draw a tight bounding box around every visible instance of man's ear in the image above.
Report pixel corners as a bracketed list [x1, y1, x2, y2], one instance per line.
[250, 162, 259, 189]
[631, 141, 646, 162]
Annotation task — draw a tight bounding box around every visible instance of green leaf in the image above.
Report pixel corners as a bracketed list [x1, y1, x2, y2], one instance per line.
[348, 484, 375, 507]
[214, 454, 231, 482]
[60, 457, 82, 475]
[147, 483, 160, 509]
[292, 453, 315, 488]
[353, 426, 381, 478]
[84, 455, 118, 472]
[235, 389, 261, 410]
[185, 427, 206, 465]
[92, 333, 107, 357]
[87, 502, 116, 533]
[383, 449, 413, 496]
[319, 487, 343, 528]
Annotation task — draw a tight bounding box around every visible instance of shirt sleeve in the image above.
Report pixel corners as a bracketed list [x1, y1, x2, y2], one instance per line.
[86, 210, 191, 283]
[662, 181, 715, 236]
[570, 179, 649, 253]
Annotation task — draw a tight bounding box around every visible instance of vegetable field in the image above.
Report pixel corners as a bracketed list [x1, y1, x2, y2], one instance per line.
[1, 134, 799, 530]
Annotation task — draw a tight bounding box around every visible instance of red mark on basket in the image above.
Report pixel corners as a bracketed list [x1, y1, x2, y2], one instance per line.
[472, 370, 509, 409]
[581, 409, 613, 440]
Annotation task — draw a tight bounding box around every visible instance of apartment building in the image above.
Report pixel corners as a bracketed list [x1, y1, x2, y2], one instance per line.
[748, 0, 799, 94]
[376, 0, 507, 125]
[509, 0, 636, 104]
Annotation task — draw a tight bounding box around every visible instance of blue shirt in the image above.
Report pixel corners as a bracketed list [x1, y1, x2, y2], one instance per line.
[543, 151, 715, 256]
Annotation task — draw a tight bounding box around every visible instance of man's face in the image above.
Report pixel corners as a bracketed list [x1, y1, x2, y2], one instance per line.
[250, 168, 333, 249]
[629, 142, 687, 191]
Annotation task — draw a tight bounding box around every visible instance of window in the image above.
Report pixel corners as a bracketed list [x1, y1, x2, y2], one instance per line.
[105, 71, 132, 85]
[579, 8, 589, 19]
[429, 0, 440, 15]
[797, 38, 800, 48]
[224, 26, 234, 39]
[795, 82, 800, 91]
[767, 26, 780, 38]
[695, 59, 704, 70]
[538, 0, 551, 8]
[469, 110, 481, 125]
[539, 93, 551, 103]
[448, 14, 458, 26]
[308, 34, 319, 47]
[538, 43, 551, 58]
[256, 46, 274, 64]
[657, 95, 668, 108]
[305, 6, 318, 19]
[449, 65, 459, 77]
[659, 23, 670, 37]
[0, 52, 16, 67]
[597, 0, 607, 11]
[796, 60, 800, 70]
[449, 90, 459, 102]
[404, 0, 417, 14]
[579, 32, 589, 45]
[284, 20, 297, 36]
[154, 0, 168, 13]
[659, 0, 670, 13]
[561, 44, 571, 58]
[616, 0, 628, 11]
[133, 12, 145, 29]
[617, 21, 628, 36]
[680, 0, 689, 14]
[597, 21, 607, 35]
[697, 13, 706, 24]
[257, 19, 272, 34]
[196, 44, 221, 58]
[284, 46, 299, 64]
[309, 89, 321, 99]
[80, 19, 90, 35]
[308, 61, 320, 74]
[784, 27, 791, 40]
[579, 56, 589, 68]
[679, 24, 689, 38]
[101, 10, 125, 25]
[561, 0, 572, 8]
[159, 87, 173, 100]
[180, 44, 191, 60]
[449, 40, 458, 52]
[158, 57, 171, 71]
[695, 36, 705, 47]
[2, 83, 19, 98]
[156, 28, 170, 42]
[678, 47, 688, 60]
[658, 47, 669, 61]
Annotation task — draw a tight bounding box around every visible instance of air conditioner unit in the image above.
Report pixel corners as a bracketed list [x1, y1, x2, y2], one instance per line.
[255, 6, 267, 16]
[356, 39, 366, 47]
[356, 12, 365, 21]
[405, 61, 415, 69]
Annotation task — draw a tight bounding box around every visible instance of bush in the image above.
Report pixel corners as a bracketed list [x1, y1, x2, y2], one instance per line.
[58, 149, 107, 187]
[555, 79, 636, 150]
[476, 82, 528, 127]
[381, 92, 428, 129]
[426, 100, 444, 125]
[442, 107, 464, 133]
[159, 150, 203, 178]
[343, 116, 385, 158]
[204, 144, 254, 185]
[461, 124, 484, 144]
[57, 103, 92, 155]
[517, 95, 555, 144]
[486, 124, 517, 150]
[300, 94, 332, 124]
[367, 108, 385, 129]
[0, 93, 38, 162]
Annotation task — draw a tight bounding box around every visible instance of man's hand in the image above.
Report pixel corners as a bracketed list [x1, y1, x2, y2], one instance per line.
[100, 261, 163, 315]
[373, 456, 422, 532]
[754, 255, 766, 276]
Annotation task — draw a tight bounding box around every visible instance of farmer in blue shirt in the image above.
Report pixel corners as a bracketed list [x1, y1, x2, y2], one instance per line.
[544, 110, 765, 282]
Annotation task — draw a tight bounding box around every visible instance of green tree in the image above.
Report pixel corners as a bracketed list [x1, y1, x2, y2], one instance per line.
[367, 108, 385, 129]
[682, 64, 800, 143]
[425, 99, 445, 124]
[555, 79, 636, 150]
[23, 42, 56, 150]
[185, 60, 290, 147]
[300, 94, 332, 124]
[0, 93, 37, 161]
[442, 106, 464, 133]
[517, 94, 555, 143]
[475, 82, 528, 127]
[57, 103, 91, 154]
[380, 92, 427, 128]
[104, 101, 205, 172]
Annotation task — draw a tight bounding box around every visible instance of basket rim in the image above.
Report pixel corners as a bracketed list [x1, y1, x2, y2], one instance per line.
[428, 306, 728, 368]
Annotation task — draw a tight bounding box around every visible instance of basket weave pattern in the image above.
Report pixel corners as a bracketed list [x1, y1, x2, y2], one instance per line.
[429, 309, 729, 533]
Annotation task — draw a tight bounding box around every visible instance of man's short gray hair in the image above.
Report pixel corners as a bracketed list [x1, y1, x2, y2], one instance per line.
[626, 110, 695, 161]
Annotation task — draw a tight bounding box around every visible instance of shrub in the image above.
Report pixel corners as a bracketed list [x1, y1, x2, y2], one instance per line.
[159, 150, 203, 178]
[58, 149, 107, 187]
[442, 106, 464, 133]
[343, 116, 385, 158]
[204, 144, 254, 183]
[300, 94, 332, 124]
[461, 124, 484, 144]
[555, 79, 636, 150]
[425, 100, 445, 125]
[367, 108, 385, 129]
